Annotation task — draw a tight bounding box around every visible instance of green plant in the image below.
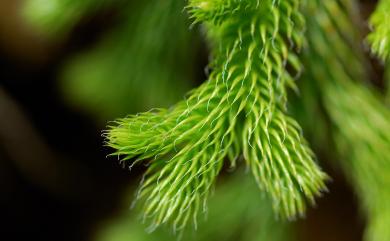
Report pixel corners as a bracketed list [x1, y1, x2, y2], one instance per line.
[60, 0, 198, 118]
[96, 171, 294, 241]
[24, 0, 390, 240]
[106, 0, 329, 230]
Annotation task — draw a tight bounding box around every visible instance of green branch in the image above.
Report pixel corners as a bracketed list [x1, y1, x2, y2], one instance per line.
[107, 0, 328, 231]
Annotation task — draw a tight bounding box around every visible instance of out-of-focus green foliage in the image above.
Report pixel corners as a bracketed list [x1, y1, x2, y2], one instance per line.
[24, 0, 199, 119]
[386, 68, 390, 105]
[96, 171, 295, 241]
[300, 1, 390, 241]
[326, 82, 390, 241]
[23, 0, 115, 35]
[60, 0, 199, 118]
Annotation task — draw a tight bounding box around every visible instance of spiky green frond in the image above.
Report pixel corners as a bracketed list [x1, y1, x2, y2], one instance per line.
[23, 0, 115, 35]
[367, 0, 390, 61]
[107, 0, 328, 230]
[97, 172, 295, 241]
[188, 0, 262, 24]
[185, 171, 295, 241]
[302, 1, 390, 241]
[60, 0, 197, 118]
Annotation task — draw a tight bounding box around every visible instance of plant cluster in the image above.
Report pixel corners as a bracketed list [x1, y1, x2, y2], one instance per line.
[24, 0, 390, 240]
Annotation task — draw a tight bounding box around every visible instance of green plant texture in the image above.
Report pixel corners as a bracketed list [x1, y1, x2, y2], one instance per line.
[107, 0, 328, 231]
[96, 171, 294, 241]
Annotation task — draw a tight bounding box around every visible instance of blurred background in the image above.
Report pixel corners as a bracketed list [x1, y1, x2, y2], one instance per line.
[0, 0, 377, 240]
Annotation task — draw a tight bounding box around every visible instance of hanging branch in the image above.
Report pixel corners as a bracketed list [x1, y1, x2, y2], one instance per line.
[107, 0, 328, 231]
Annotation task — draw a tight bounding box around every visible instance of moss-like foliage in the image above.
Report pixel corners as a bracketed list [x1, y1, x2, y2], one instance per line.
[107, 0, 328, 231]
